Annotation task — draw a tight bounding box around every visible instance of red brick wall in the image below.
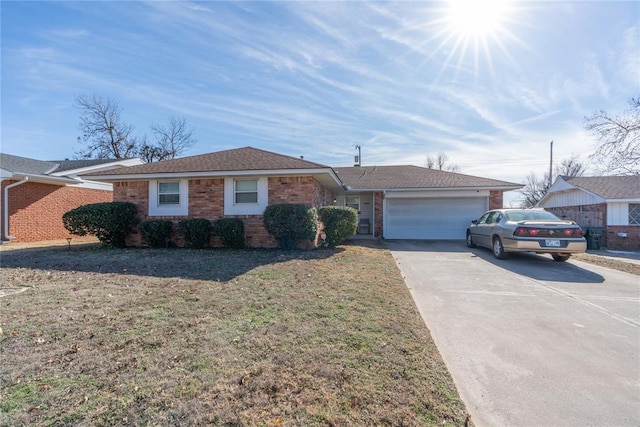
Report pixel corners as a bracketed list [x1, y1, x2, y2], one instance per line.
[112, 176, 334, 248]
[489, 190, 503, 209]
[1, 180, 112, 242]
[268, 176, 327, 207]
[605, 225, 640, 251]
[374, 192, 384, 237]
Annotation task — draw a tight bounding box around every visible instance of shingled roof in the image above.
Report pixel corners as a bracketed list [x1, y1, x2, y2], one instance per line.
[333, 165, 521, 190]
[564, 176, 640, 199]
[50, 158, 129, 173]
[0, 153, 59, 175]
[90, 147, 330, 176]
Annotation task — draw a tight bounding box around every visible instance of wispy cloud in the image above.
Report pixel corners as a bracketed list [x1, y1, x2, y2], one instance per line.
[1, 0, 636, 185]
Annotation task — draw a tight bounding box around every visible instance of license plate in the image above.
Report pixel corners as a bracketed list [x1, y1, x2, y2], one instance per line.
[545, 240, 561, 247]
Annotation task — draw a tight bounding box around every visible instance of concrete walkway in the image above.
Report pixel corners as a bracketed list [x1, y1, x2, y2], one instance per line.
[389, 240, 640, 427]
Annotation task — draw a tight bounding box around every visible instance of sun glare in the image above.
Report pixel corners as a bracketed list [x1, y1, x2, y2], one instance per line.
[419, 0, 519, 81]
[447, 0, 511, 37]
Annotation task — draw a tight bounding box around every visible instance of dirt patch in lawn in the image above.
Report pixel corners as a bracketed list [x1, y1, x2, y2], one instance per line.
[572, 253, 640, 276]
[0, 241, 469, 426]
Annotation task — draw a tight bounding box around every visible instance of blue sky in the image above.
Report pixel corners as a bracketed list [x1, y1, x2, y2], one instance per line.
[2, 1, 638, 200]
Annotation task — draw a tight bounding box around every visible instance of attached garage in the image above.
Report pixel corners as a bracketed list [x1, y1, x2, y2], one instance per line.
[384, 193, 488, 240]
[332, 165, 522, 240]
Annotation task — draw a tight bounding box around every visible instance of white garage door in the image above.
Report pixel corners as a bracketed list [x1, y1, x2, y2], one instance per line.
[385, 197, 487, 239]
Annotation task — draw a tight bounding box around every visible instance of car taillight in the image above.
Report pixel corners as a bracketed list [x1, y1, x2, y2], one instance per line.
[515, 227, 528, 236]
[562, 228, 583, 237]
[515, 227, 540, 236]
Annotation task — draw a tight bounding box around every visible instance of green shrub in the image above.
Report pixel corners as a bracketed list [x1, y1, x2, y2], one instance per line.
[263, 204, 318, 250]
[212, 218, 245, 249]
[318, 206, 358, 247]
[63, 202, 138, 248]
[138, 220, 173, 248]
[177, 218, 213, 249]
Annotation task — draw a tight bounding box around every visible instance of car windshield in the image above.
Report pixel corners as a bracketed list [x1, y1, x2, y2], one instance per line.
[505, 210, 560, 221]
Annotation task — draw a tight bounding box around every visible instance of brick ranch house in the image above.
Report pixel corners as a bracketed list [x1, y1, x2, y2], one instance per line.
[537, 175, 640, 251]
[0, 153, 143, 242]
[84, 147, 522, 248]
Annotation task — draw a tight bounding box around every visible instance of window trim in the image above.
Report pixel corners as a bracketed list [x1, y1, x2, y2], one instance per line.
[148, 179, 188, 216]
[224, 177, 268, 215]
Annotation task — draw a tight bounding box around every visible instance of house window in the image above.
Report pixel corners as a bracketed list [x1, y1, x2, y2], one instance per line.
[158, 182, 180, 205]
[224, 177, 268, 215]
[629, 204, 640, 225]
[235, 179, 258, 204]
[148, 179, 188, 216]
[346, 196, 360, 212]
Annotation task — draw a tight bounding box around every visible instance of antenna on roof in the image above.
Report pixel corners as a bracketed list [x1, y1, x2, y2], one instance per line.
[354, 145, 361, 167]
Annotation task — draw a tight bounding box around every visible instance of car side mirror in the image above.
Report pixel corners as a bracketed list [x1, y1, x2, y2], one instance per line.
[471, 220, 478, 225]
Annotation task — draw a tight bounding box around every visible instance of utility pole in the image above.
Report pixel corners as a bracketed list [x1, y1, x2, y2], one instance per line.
[354, 145, 361, 167]
[549, 140, 553, 188]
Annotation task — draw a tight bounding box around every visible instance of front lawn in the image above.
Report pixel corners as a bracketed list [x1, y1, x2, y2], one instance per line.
[0, 242, 469, 426]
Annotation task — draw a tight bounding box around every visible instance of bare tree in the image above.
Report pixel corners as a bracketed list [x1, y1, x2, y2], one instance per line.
[584, 97, 640, 175]
[425, 151, 460, 172]
[76, 94, 197, 162]
[76, 94, 137, 159]
[425, 155, 435, 169]
[140, 117, 197, 162]
[520, 155, 587, 207]
[520, 171, 551, 208]
[556, 154, 587, 178]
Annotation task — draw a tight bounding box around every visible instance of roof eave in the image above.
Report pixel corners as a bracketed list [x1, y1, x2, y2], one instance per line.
[606, 197, 640, 203]
[3, 173, 79, 186]
[83, 168, 340, 182]
[344, 185, 523, 192]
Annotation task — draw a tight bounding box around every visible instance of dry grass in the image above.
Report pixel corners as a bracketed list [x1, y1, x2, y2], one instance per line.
[0, 241, 469, 426]
[572, 253, 640, 276]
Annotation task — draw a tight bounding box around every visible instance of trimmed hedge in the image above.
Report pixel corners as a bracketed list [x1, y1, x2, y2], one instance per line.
[138, 220, 173, 248]
[263, 204, 318, 250]
[178, 218, 213, 249]
[63, 202, 138, 248]
[212, 218, 245, 249]
[318, 206, 358, 247]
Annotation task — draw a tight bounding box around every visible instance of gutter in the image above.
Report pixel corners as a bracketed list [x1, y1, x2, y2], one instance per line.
[3, 177, 29, 241]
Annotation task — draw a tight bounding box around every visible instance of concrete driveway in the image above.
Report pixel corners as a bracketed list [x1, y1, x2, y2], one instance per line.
[389, 240, 640, 427]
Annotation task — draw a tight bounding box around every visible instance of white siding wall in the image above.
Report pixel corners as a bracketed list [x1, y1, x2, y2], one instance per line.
[539, 189, 605, 208]
[607, 203, 629, 226]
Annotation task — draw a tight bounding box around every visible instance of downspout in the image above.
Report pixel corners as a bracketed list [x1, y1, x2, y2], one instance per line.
[3, 177, 29, 241]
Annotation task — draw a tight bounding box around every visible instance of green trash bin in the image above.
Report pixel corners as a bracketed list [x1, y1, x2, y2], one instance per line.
[586, 227, 603, 250]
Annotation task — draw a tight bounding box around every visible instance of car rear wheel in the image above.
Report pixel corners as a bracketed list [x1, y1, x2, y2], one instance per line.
[551, 254, 571, 262]
[466, 231, 476, 248]
[493, 236, 507, 259]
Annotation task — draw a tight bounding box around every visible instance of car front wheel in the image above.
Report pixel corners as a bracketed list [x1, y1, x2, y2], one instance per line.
[466, 231, 476, 248]
[552, 254, 571, 262]
[493, 237, 507, 259]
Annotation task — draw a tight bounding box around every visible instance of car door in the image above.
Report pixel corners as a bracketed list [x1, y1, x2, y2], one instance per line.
[471, 212, 492, 247]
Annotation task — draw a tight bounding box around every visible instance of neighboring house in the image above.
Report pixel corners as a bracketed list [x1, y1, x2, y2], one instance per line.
[537, 175, 640, 250]
[84, 146, 522, 247]
[0, 153, 143, 242]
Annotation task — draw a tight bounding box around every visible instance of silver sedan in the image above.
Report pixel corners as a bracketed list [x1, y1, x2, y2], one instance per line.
[466, 209, 587, 261]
